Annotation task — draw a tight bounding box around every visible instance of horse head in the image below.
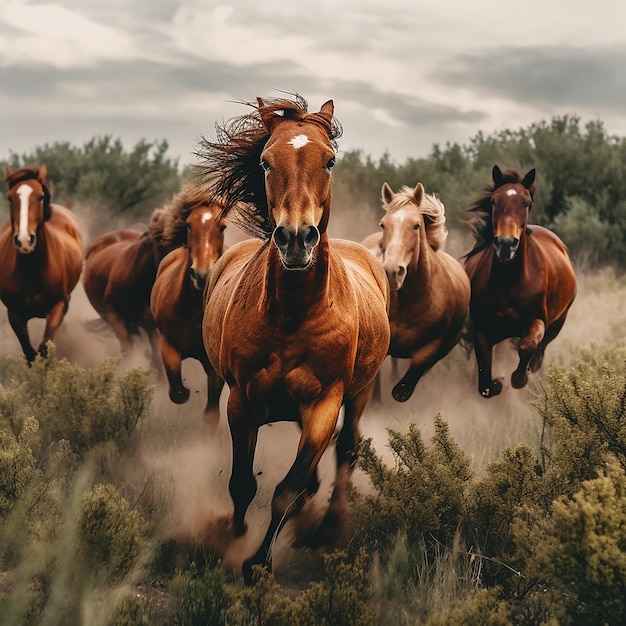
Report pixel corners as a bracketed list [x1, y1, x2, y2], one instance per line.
[490, 164, 535, 262]
[379, 181, 426, 290]
[186, 200, 226, 291]
[257, 98, 337, 270]
[5, 164, 52, 254]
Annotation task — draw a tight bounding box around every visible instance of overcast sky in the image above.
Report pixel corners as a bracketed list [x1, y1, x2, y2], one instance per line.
[1, 0, 625, 168]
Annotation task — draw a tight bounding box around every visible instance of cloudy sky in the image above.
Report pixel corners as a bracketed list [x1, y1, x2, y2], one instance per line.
[1, 0, 625, 168]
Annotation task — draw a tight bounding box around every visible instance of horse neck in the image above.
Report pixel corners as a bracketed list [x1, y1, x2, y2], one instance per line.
[264, 234, 331, 329]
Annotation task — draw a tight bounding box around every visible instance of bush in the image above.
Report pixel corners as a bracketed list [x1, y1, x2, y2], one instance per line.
[78, 483, 152, 582]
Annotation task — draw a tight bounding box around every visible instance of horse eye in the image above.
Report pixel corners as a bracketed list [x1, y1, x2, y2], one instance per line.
[326, 157, 336, 170]
[219, 224, 226, 232]
[38, 195, 44, 202]
[413, 223, 420, 231]
[525, 201, 532, 209]
[379, 222, 384, 230]
[260, 159, 270, 172]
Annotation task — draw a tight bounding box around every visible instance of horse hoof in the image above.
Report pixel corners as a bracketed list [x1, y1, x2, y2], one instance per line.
[480, 379, 503, 398]
[169, 387, 190, 404]
[511, 374, 528, 390]
[391, 383, 413, 402]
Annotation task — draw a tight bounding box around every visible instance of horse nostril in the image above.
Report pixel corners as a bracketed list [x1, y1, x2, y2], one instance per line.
[13, 235, 21, 248]
[303, 225, 320, 248]
[189, 267, 197, 281]
[273, 226, 290, 249]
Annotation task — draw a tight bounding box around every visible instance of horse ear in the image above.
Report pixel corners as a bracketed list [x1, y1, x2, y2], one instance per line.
[257, 97, 281, 132]
[318, 100, 334, 124]
[381, 182, 394, 206]
[38, 165, 52, 220]
[5, 164, 12, 179]
[522, 168, 536, 189]
[413, 183, 424, 205]
[492, 164, 503, 187]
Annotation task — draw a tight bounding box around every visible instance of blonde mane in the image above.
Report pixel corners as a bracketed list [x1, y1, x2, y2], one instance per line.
[392, 185, 448, 251]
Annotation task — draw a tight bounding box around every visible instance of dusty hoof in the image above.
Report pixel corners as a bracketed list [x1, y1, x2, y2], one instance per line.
[480, 378, 503, 398]
[169, 387, 190, 404]
[391, 382, 414, 402]
[511, 370, 529, 389]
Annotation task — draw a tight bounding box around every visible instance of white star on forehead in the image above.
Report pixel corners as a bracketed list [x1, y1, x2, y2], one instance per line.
[506, 189, 518, 196]
[289, 134, 310, 149]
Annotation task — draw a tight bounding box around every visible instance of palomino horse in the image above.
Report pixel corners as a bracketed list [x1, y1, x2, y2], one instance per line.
[198, 95, 390, 582]
[150, 193, 226, 426]
[362, 182, 470, 402]
[83, 186, 208, 372]
[0, 165, 83, 361]
[463, 165, 577, 397]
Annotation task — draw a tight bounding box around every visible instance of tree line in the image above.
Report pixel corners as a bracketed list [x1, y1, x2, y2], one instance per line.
[3, 114, 626, 267]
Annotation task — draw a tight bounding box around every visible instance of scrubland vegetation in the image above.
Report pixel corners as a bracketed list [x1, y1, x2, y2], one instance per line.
[2, 116, 626, 624]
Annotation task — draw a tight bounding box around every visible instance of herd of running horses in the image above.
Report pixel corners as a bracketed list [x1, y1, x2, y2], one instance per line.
[0, 94, 577, 581]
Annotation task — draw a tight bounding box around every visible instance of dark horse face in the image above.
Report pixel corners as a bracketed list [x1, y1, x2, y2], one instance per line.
[258, 99, 336, 270]
[490, 165, 535, 262]
[6, 165, 51, 254]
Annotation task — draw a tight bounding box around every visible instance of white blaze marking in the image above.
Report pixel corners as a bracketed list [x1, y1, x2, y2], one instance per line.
[506, 189, 518, 196]
[16, 184, 33, 243]
[201, 210, 213, 223]
[289, 134, 310, 149]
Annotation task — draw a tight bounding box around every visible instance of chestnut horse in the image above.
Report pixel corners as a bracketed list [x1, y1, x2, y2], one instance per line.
[463, 165, 577, 397]
[82, 185, 205, 371]
[0, 165, 83, 361]
[362, 181, 470, 402]
[198, 95, 390, 582]
[150, 194, 226, 425]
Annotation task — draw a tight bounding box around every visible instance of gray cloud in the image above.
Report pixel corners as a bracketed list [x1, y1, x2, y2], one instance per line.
[437, 46, 626, 111]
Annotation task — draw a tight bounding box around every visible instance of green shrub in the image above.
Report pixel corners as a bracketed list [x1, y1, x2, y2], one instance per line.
[0, 348, 151, 459]
[353, 415, 472, 553]
[513, 460, 626, 626]
[78, 483, 152, 582]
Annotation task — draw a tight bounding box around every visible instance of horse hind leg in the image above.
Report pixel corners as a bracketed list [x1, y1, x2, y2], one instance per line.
[512, 319, 546, 389]
[203, 364, 225, 431]
[529, 316, 567, 373]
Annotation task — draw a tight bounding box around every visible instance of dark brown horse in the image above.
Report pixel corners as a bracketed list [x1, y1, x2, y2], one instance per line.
[198, 94, 390, 582]
[463, 165, 577, 397]
[82, 185, 206, 371]
[0, 165, 83, 361]
[362, 181, 470, 402]
[150, 193, 226, 426]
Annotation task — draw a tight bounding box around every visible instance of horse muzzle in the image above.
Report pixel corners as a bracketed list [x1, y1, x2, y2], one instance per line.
[272, 224, 320, 270]
[14, 233, 37, 254]
[493, 236, 520, 262]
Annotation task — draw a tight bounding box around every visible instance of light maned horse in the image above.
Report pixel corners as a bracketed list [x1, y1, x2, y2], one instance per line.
[463, 165, 577, 397]
[82, 185, 206, 371]
[150, 193, 226, 425]
[0, 165, 83, 361]
[362, 182, 470, 402]
[198, 95, 390, 582]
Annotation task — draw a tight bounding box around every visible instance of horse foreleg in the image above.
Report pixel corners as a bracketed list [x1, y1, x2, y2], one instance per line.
[530, 316, 567, 373]
[512, 319, 545, 389]
[392, 340, 443, 402]
[159, 333, 189, 404]
[227, 388, 258, 538]
[474, 331, 502, 398]
[39, 300, 69, 357]
[242, 384, 343, 584]
[102, 309, 134, 356]
[7, 309, 36, 362]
